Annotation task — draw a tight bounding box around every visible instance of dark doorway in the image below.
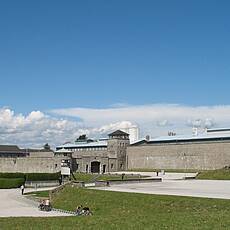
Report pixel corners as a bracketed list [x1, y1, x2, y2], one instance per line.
[102, 165, 106, 174]
[91, 161, 100, 173]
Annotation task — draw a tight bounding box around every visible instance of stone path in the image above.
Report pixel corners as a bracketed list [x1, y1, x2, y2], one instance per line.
[0, 187, 72, 217]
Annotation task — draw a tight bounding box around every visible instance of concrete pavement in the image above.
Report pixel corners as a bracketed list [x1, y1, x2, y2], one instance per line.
[0, 187, 72, 217]
[93, 179, 230, 199]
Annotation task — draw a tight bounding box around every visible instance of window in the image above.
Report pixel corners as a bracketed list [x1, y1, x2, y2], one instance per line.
[120, 164, 123, 169]
[55, 164, 58, 168]
[111, 163, 114, 169]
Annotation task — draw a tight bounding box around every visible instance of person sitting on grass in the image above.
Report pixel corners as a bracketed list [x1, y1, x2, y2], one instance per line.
[38, 200, 45, 211]
[75, 205, 83, 215]
[82, 207, 93, 216]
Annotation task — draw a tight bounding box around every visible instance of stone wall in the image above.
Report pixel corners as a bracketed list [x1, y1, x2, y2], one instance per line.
[29, 151, 54, 158]
[127, 141, 230, 170]
[0, 157, 63, 173]
[73, 156, 117, 173]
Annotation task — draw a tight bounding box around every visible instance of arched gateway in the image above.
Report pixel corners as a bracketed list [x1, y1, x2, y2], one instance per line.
[91, 161, 100, 173]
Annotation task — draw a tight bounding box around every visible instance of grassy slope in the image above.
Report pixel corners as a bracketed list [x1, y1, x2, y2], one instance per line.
[24, 190, 49, 198]
[1, 186, 230, 230]
[196, 168, 230, 180]
[73, 173, 143, 182]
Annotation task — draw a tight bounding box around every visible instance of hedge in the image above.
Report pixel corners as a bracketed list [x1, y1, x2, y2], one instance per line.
[0, 172, 61, 181]
[25, 172, 61, 181]
[0, 172, 25, 179]
[0, 178, 25, 189]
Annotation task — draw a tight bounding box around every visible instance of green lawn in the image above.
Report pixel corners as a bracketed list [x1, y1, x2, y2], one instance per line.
[24, 190, 49, 198]
[196, 168, 230, 180]
[73, 172, 143, 182]
[1, 186, 230, 230]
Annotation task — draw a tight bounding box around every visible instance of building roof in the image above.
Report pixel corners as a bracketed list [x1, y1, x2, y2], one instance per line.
[108, 130, 129, 136]
[131, 133, 230, 146]
[22, 148, 53, 153]
[207, 128, 230, 133]
[56, 139, 108, 149]
[55, 148, 73, 153]
[0, 145, 25, 153]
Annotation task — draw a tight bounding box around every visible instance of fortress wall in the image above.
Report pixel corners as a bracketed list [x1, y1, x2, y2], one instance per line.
[0, 157, 62, 173]
[127, 141, 230, 170]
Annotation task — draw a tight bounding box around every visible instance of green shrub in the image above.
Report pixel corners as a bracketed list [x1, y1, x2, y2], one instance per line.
[0, 178, 25, 189]
[0, 172, 61, 181]
[0, 172, 25, 179]
[25, 172, 61, 181]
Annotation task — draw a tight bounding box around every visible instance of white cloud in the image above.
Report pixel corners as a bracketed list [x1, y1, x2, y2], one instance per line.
[0, 108, 137, 148]
[51, 104, 230, 125]
[51, 104, 230, 137]
[1, 104, 230, 148]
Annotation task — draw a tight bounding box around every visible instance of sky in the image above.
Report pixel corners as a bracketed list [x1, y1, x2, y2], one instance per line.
[0, 0, 230, 147]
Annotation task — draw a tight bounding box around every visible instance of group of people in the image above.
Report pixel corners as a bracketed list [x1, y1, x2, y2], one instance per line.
[75, 205, 93, 216]
[38, 199, 52, 212]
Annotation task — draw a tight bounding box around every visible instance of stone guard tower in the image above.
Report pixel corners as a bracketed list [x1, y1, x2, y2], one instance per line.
[107, 130, 130, 171]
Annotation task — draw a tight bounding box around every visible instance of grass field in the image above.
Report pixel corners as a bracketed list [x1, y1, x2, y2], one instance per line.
[196, 168, 230, 180]
[24, 190, 49, 198]
[1, 186, 230, 230]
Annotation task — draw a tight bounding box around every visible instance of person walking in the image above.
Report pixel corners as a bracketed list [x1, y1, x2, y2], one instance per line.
[20, 184, 25, 195]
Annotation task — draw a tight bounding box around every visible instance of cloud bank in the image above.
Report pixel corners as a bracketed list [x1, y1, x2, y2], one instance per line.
[1, 104, 230, 148]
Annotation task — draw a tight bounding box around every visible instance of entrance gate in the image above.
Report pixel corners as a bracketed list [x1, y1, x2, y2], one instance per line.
[91, 161, 100, 173]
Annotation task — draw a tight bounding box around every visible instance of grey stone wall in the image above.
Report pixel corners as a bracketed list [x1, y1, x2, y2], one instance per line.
[0, 154, 72, 173]
[72, 149, 113, 173]
[127, 141, 230, 170]
[73, 156, 117, 173]
[29, 151, 54, 158]
[0, 157, 61, 173]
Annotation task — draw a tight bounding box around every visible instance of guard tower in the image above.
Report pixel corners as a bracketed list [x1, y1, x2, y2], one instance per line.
[107, 130, 130, 171]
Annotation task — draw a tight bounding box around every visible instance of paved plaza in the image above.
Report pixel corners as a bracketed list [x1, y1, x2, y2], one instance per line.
[0, 187, 71, 217]
[94, 179, 230, 199]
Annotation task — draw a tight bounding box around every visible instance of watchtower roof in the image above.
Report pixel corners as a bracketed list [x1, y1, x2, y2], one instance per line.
[108, 130, 129, 136]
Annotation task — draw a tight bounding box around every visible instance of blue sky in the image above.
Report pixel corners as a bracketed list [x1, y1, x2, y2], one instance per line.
[0, 0, 230, 146]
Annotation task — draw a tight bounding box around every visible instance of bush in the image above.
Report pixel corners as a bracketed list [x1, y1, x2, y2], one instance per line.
[0, 172, 25, 179]
[0, 172, 61, 182]
[0, 178, 25, 189]
[25, 172, 61, 181]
